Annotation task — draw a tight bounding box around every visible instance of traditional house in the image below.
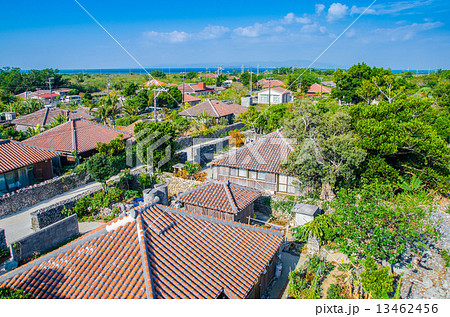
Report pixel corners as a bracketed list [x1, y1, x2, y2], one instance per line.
[0, 139, 60, 194]
[22, 118, 131, 163]
[256, 87, 293, 105]
[182, 94, 201, 107]
[177, 83, 215, 96]
[143, 79, 176, 87]
[257, 79, 286, 89]
[0, 202, 283, 298]
[178, 99, 247, 124]
[12, 107, 94, 132]
[210, 130, 299, 195]
[306, 83, 332, 97]
[177, 180, 262, 223]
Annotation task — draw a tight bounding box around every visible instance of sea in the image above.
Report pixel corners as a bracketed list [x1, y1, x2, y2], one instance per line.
[52, 67, 435, 76]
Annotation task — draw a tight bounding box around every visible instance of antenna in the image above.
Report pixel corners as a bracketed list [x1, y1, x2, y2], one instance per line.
[48, 77, 54, 106]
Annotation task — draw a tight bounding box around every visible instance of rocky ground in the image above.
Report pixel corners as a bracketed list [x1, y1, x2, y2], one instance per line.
[400, 204, 450, 299]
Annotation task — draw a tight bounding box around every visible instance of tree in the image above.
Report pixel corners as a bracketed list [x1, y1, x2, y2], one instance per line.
[215, 74, 227, 87]
[356, 79, 378, 105]
[433, 82, 450, 108]
[46, 114, 67, 129]
[360, 256, 394, 299]
[85, 154, 117, 191]
[92, 95, 121, 125]
[185, 72, 197, 80]
[122, 82, 139, 97]
[349, 97, 450, 192]
[134, 121, 176, 171]
[240, 71, 257, 87]
[150, 70, 166, 78]
[0, 287, 34, 299]
[229, 130, 245, 147]
[284, 103, 366, 196]
[156, 86, 182, 109]
[291, 214, 334, 245]
[96, 135, 126, 156]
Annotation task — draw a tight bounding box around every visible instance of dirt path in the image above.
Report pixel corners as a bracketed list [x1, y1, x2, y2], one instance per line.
[321, 266, 343, 298]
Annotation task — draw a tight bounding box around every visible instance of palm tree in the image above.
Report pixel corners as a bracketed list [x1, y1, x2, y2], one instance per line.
[92, 95, 121, 126]
[47, 114, 67, 129]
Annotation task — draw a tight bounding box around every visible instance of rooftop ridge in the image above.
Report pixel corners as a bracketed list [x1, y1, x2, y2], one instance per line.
[136, 213, 155, 299]
[149, 203, 284, 237]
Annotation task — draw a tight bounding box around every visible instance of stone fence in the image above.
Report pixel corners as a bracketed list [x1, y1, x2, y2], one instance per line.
[0, 172, 93, 218]
[175, 122, 245, 149]
[30, 187, 101, 231]
[10, 214, 79, 263]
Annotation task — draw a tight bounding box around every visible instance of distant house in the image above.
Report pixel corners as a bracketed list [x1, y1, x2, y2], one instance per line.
[178, 99, 247, 124]
[257, 79, 286, 89]
[15, 88, 72, 100]
[201, 72, 219, 79]
[177, 180, 262, 223]
[31, 93, 60, 105]
[182, 94, 201, 107]
[22, 118, 131, 163]
[210, 130, 299, 195]
[256, 87, 293, 105]
[144, 79, 176, 87]
[12, 107, 94, 132]
[0, 112, 16, 123]
[0, 139, 60, 194]
[177, 83, 215, 96]
[0, 202, 283, 298]
[306, 83, 332, 97]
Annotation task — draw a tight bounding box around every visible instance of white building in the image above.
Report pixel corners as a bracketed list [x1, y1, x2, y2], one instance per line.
[256, 86, 293, 105]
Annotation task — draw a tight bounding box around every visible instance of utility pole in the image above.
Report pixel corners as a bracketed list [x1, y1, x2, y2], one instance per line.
[153, 88, 168, 122]
[36, 88, 41, 109]
[249, 70, 253, 95]
[48, 77, 54, 107]
[268, 77, 272, 108]
[319, 77, 323, 100]
[241, 65, 244, 74]
[182, 72, 185, 104]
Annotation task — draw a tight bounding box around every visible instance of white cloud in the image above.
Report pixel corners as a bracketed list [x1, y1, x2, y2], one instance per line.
[282, 13, 311, 25]
[233, 22, 285, 37]
[327, 3, 349, 22]
[351, 0, 434, 16]
[350, 5, 377, 15]
[373, 21, 443, 41]
[315, 4, 325, 15]
[144, 25, 229, 43]
[301, 22, 327, 34]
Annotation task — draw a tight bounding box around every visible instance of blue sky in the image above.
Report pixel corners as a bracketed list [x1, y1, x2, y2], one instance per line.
[0, 0, 449, 70]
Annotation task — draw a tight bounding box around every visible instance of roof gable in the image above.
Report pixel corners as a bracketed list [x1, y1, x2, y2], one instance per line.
[178, 99, 247, 118]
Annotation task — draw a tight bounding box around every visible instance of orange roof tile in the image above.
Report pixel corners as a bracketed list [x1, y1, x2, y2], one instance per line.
[178, 99, 247, 118]
[0, 203, 282, 299]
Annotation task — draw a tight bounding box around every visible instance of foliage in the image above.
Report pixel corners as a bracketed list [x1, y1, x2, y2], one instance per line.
[229, 130, 245, 147]
[0, 124, 28, 141]
[360, 256, 394, 299]
[150, 70, 166, 78]
[288, 255, 335, 299]
[291, 214, 335, 245]
[155, 86, 182, 109]
[237, 104, 292, 134]
[91, 95, 121, 125]
[68, 187, 123, 218]
[215, 74, 228, 87]
[124, 190, 141, 200]
[96, 135, 126, 156]
[26, 124, 43, 137]
[185, 72, 197, 80]
[118, 169, 134, 190]
[0, 287, 34, 299]
[122, 82, 139, 97]
[327, 284, 345, 299]
[176, 162, 207, 182]
[0, 247, 10, 259]
[330, 188, 435, 265]
[85, 154, 120, 189]
[46, 114, 67, 129]
[134, 121, 176, 170]
[432, 82, 450, 108]
[441, 249, 450, 267]
[240, 71, 257, 86]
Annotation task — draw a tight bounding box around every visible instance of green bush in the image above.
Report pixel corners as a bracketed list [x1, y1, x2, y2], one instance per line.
[0, 287, 34, 299]
[327, 284, 345, 299]
[441, 250, 450, 267]
[360, 256, 394, 299]
[0, 248, 10, 259]
[124, 190, 141, 200]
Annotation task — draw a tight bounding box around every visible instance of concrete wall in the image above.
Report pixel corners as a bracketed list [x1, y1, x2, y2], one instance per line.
[0, 172, 92, 218]
[178, 138, 230, 166]
[175, 122, 245, 150]
[10, 214, 79, 263]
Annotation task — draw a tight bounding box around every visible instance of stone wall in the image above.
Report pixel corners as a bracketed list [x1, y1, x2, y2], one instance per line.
[10, 214, 79, 263]
[30, 188, 100, 230]
[0, 172, 92, 217]
[0, 228, 6, 251]
[175, 122, 245, 149]
[178, 138, 229, 166]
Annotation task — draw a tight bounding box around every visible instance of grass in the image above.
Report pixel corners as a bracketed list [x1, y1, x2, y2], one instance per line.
[441, 249, 450, 267]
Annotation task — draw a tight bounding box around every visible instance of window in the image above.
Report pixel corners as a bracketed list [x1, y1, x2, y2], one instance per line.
[260, 94, 269, 103]
[257, 171, 265, 180]
[278, 174, 297, 193]
[249, 170, 257, 179]
[230, 167, 237, 176]
[238, 168, 247, 178]
[272, 95, 280, 104]
[0, 174, 7, 195]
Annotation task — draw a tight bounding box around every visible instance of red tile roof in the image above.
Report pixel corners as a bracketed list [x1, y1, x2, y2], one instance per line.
[307, 83, 332, 94]
[144, 79, 169, 87]
[182, 94, 201, 102]
[0, 203, 283, 299]
[178, 180, 262, 213]
[258, 79, 286, 88]
[0, 139, 60, 173]
[211, 130, 294, 174]
[12, 107, 94, 128]
[178, 99, 247, 118]
[177, 83, 215, 94]
[257, 86, 294, 95]
[22, 119, 131, 155]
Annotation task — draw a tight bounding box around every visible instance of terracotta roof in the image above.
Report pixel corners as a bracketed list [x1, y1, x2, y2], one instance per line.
[211, 130, 294, 174]
[307, 83, 332, 94]
[178, 99, 247, 118]
[182, 94, 201, 103]
[178, 180, 262, 213]
[177, 83, 214, 94]
[258, 79, 286, 88]
[144, 79, 168, 87]
[257, 86, 294, 95]
[0, 139, 60, 173]
[22, 119, 131, 155]
[12, 107, 94, 128]
[0, 203, 283, 299]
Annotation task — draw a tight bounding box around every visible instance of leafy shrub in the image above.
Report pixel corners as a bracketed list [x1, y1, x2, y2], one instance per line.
[0, 248, 10, 259]
[360, 256, 394, 299]
[0, 287, 34, 299]
[292, 215, 335, 245]
[441, 250, 450, 267]
[124, 190, 141, 200]
[327, 284, 345, 299]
